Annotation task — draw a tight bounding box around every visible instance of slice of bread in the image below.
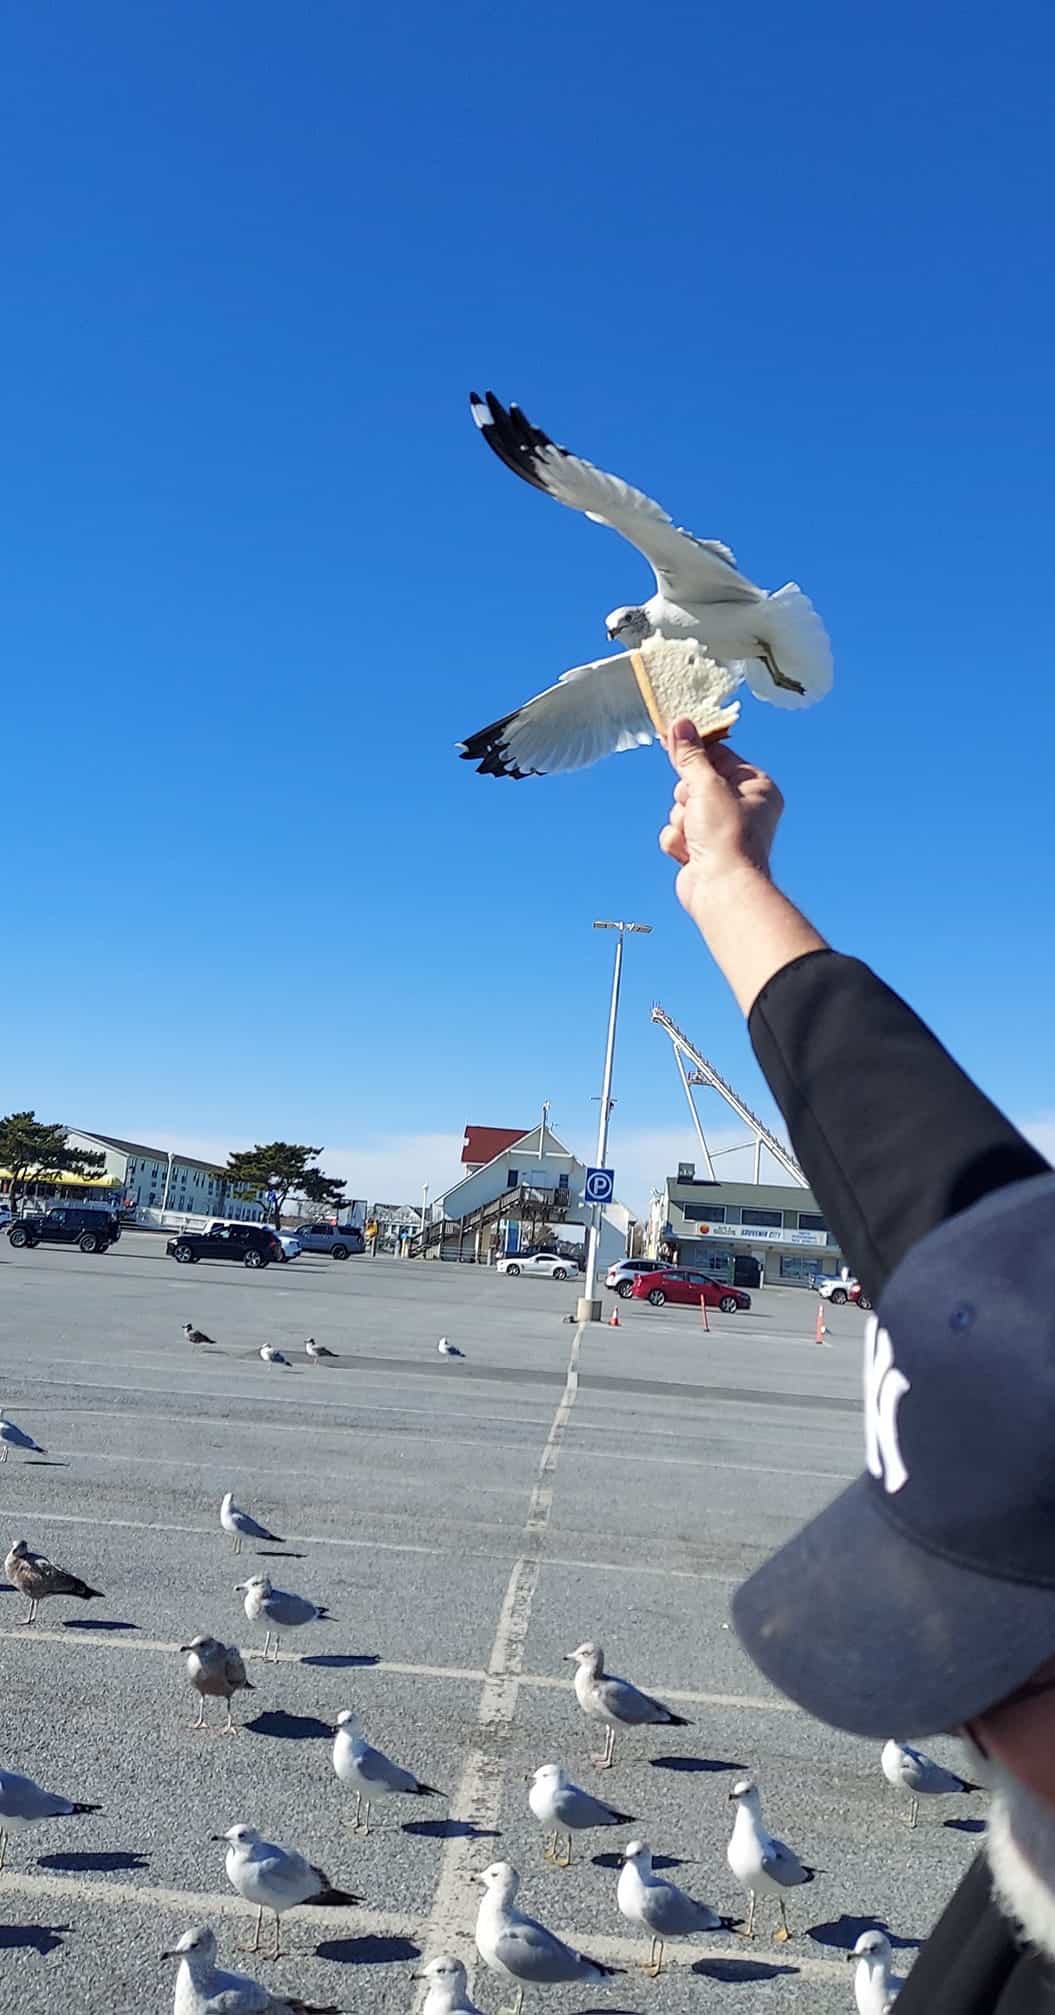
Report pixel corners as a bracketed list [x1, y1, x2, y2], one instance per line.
[629, 637, 742, 743]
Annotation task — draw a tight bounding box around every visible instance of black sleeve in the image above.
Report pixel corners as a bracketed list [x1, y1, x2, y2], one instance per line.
[748, 949, 1049, 1299]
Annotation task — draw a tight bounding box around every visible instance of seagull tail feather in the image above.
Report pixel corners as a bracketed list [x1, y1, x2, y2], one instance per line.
[311, 1884, 362, 1908]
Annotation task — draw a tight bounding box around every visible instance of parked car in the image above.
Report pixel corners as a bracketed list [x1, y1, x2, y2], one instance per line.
[166, 1222, 283, 1268]
[605, 1260, 665, 1298]
[0, 1204, 12, 1227]
[275, 1231, 302, 1263]
[293, 1222, 365, 1259]
[497, 1252, 579, 1280]
[817, 1274, 871, 1308]
[630, 1267, 751, 1312]
[8, 1204, 122, 1254]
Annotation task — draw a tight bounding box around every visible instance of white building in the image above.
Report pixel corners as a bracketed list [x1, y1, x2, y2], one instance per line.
[64, 1132, 264, 1223]
[428, 1122, 632, 1268]
[649, 1162, 843, 1289]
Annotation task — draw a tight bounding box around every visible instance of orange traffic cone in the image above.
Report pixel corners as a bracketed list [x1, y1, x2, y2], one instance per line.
[816, 1304, 827, 1345]
[609, 1307, 621, 1327]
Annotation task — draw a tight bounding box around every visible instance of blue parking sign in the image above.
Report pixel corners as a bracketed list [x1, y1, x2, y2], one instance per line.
[584, 1167, 615, 1205]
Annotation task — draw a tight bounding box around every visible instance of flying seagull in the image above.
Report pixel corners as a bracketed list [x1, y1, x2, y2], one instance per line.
[181, 1635, 255, 1734]
[220, 1491, 284, 1554]
[4, 1539, 103, 1625]
[461, 391, 832, 779]
[161, 1924, 340, 2015]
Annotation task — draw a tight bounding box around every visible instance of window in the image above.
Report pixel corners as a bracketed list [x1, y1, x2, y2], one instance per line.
[682, 1202, 725, 1222]
[506, 1169, 519, 1187]
[780, 1252, 817, 1280]
[740, 1207, 782, 1227]
[557, 1173, 569, 1191]
[797, 1212, 828, 1233]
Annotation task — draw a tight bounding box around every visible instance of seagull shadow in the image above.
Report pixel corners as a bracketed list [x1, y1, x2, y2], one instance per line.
[0, 1581, 14, 1593]
[255, 1549, 306, 1560]
[24, 1459, 67, 1468]
[315, 1934, 420, 1966]
[945, 1817, 986, 1834]
[808, 1915, 920, 1953]
[693, 1959, 797, 1983]
[651, 1756, 745, 1775]
[245, 1710, 333, 1742]
[592, 1850, 683, 1871]
[0, 1923, 69, 1955]
[403, 1818, 498, 1842]
[63, 1619, 139, 1633]
[39, 1851, 148, 1874]
[301, 1652, 380, 1669]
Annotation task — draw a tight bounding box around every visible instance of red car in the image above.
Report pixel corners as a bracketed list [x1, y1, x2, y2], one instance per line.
[630, 1268, 751, 1312]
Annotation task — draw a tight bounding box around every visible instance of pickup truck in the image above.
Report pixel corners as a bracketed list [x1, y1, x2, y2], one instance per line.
[166, 1222, 283, 1268]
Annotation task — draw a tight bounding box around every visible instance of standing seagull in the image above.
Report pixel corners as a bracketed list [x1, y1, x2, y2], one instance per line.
[565, 1641, 689, 1769]
[851, 1931, 904, 2015]
[527, 1762, 633, 1868]
[418, 1955, 486, 2015]
[0, 1768, 101, 1871]
[259, 1345, 290, 1367]
[617, 1840, 730, 1975]
[220, 1491, 284, 1554]
[726, 1778, 816, 1941]
[161, 1923, 340, 2015]
[880, 1739, 983, 1829]
[214, 1825, 360, 1960]
[181, 1635, 255, 1733]
[461, 392, 832, 780]
[332, 1708, 443, 1834]
[437, 1337, 464, 1358]
[4, 1538, 102, 1625]
[236, 1573, 329, 1660]
[305, 1338, 338, 1364]
[475, 1860, 618, 2014]
[0, 1412, 46, 1462]
[183, 1321, 218, 1349]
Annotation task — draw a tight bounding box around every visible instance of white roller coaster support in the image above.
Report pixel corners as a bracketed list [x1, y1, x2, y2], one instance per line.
[651, 1003, 807, 1188]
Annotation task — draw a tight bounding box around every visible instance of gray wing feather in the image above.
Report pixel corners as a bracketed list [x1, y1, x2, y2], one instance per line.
[356, 1744, 418, 1794]
[555, 1786, 627, 1829]
[203, 1977, 275, 2015]
[494, 1921, 596, 1983]
[643, 1886, 720, 1936]
[597, 1676, 671, 1726]
[762, 1837, 807, 1888]
[460, 652, 654, 778]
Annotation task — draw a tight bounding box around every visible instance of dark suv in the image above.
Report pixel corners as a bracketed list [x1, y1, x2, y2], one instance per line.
[8, 1205, 122, 1254]
[166, 1222, 282, 1268]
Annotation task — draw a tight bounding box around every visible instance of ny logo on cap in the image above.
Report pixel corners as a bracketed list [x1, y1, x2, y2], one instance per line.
[863, 1317, 910, 1494]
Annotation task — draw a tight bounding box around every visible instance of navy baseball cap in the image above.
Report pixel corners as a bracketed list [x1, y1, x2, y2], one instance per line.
[733, 1173, 1055, 1738]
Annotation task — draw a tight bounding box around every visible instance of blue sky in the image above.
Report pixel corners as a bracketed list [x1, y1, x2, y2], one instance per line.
[4, 0, 1053, 1208]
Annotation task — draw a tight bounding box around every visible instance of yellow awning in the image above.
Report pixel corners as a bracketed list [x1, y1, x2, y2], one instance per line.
[0, 1168, 120, 1188]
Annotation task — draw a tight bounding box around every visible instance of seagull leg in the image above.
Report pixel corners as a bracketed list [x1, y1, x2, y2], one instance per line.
[192, 1696, 207, 1730]
[272, 1911, 283, 1960]
[263, 1629, 272, 1661]
[18, 1599, 37, 1627]
[594, 1724, 615, 1771]
[552, 1831, 572, 1869]
[908, 1797, 919, 1829]
[0, 1831, 7, 1872]
[223, 1701, 238, 1735]
[541, 1829, 557, 1864]
[647, 1935, 665, 1978]
[245, 1906, 264, 1954]
[271, 1633, 281, 1663]
[497, 1991, 524, 2015]
[773, 1898, 792, 1943]
[233, 1534, 242, 1554]
[741, 1892, 756, 1940]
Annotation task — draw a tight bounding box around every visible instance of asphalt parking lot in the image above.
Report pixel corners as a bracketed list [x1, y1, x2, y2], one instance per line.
[0, 1234, 981, 2011]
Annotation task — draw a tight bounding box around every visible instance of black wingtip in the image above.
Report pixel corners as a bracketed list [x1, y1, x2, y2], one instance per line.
[415, 1783, 444, 1797]
[666, 1712, 691, 1727]
[458, 713, 534, 781]
[72, 1802, 103, 1815]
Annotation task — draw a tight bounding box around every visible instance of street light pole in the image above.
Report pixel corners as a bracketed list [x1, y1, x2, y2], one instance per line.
[578, 920, 652, 1322]
[420, 1181, 429, 1259]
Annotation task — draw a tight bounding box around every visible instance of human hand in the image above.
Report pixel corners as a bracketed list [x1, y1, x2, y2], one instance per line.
[659, 718, 784, 918]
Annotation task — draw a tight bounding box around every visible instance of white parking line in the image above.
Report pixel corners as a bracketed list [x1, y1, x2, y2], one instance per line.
[0, 1626, 792, 1712]
[415, 1322, 583, 1986]
[0, 1871, 846, 1977]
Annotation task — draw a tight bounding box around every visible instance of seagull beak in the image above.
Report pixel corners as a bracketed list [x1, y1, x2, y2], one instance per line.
[160, 1951, 175, 1962]
[233, 1583, 246, 1593]
[209, 1834, 228, 1842]
[178, 1643, 192, 1654]
[562, 1653, 578, 1662]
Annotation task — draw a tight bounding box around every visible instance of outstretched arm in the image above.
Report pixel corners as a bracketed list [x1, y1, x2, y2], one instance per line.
[660, 720, 1049, 1297]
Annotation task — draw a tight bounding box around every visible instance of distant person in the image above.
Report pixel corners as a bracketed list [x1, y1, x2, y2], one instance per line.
[660, 719, 1054, 2012]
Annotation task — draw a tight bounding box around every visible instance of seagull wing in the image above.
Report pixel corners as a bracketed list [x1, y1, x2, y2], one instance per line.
[762, 1835, 810, 1888]
[202, 1973, 275, 2015]
[492, 1917, 586, 1981]
[459, 650, 654, 779]
[355, 1742, 418, 1793]
[471, 392, 760, 608]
